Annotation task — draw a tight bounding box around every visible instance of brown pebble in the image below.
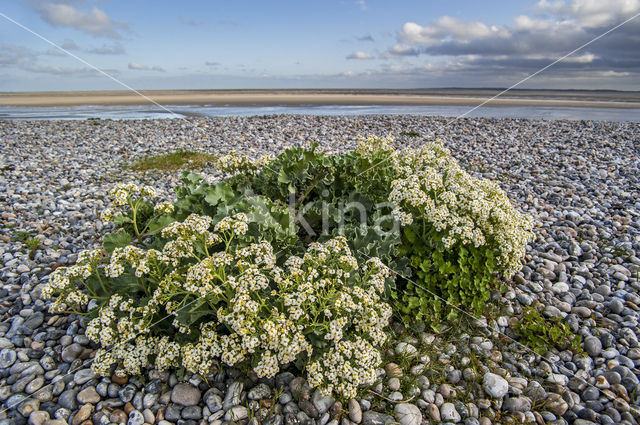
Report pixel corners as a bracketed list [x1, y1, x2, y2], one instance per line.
[533, 411, 545, 425]
[124, 402, 135, 414]
[611, 384, 629, 401]
[626, 301, 639, 311]
[71, 403, 93, 425]
[77, 387, 100, 404]
[385, 363, 403, 378]
[31, 341, 45, 350]
[109, 409, 127, 424]
[427, 403, 440, 421]
[111, 374, 128, 385]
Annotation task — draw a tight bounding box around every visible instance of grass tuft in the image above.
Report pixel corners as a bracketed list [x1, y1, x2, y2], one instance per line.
[400, 130, 420, 137]
[131, 149, 218, 171]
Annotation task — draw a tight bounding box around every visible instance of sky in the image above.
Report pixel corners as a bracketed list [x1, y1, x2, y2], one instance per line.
[1, 0, 639, 91]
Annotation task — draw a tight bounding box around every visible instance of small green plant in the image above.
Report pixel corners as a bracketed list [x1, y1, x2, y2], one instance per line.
[12, 231, 41, 260]
[25, 237, 41, 260]
[11, 230, 35, 242]
[132, 149, 218, 171]
[400, 130, 420, 137]
[514, 307, 582, 354]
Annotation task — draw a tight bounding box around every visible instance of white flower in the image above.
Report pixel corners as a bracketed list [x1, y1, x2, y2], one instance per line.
[154, 201, 174, 214]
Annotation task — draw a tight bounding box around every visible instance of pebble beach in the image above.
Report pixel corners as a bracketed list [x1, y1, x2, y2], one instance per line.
[0, 115, 639, 425]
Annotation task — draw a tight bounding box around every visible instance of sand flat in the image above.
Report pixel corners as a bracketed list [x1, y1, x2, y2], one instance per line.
[1, 89, 640, 108]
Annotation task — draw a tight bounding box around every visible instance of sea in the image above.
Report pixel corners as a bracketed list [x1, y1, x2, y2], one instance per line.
[0, 104, 639, 122]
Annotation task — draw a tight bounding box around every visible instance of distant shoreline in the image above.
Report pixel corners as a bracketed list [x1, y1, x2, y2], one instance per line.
[2, 89, 640, 109]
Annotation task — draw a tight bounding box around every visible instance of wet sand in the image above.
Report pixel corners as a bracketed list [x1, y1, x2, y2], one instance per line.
[1, 89, 640, 108]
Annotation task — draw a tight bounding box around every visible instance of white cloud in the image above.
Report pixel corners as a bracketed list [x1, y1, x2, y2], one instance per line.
[369, 0, 640, 88]
[32, 1, 128, 38]
[537, 0, 640, 27]
[128, 62, 146, 70]
[356, 0, 367, 10]
[564, 52, 598, 63]
[128, 62, 165, 72]
[399, 17, 504, 45]
[87, 43, 125, 55]
[385, 0, 640, 80]
[0, 44, 35, 66]
[23, 64, 97, 75]
[383, 44, 419, 58]
[598, 70, 631, 77]
[346, 51, 374, 60]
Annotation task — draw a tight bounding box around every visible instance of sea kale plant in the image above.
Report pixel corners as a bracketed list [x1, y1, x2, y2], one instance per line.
[390, 140, 534, 323]
[45, 184, 392, 398]
[42, 135, 534, 398]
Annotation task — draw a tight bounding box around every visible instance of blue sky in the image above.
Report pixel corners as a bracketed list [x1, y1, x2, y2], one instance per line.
[1, 0, 639, 91]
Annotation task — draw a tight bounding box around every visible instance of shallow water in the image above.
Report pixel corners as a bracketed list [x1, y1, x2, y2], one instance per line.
[0, 104, 639, 122]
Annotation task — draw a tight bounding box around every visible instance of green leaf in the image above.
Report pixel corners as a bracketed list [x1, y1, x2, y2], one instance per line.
[182, 172, 203, 185]
[404, 227, 416, 243]
[113, 214, 132, 225]
[147, 214, 175, 234]
[103, 231, 131, 254]
[204, 182, 234, 206]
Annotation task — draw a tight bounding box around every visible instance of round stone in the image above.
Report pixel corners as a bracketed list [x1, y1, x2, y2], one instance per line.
[0, 349, 17, 369]
[127, 410, 144, 425]
[394, 403, 421, 425]
[440, 403, 461, 422]
[171, 383, 201, 406]
[483, 373, 509, 399]
[77, 387, 100, 404]
[348, 399, 362, 424]
[584, 336, 602, 357]
[248, 383, 271, 400]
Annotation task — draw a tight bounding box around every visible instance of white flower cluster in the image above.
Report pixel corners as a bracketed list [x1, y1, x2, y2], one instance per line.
[389, 140, 533, 275]
[307, 336, 382, 399]
[91, 335, 162, 377]
[100, 208, 114, 222]
[154, 201, 174, 214]
[86, 291, 164, 376]
[61, 214, 391, 397]
[109, 183, 156, 207]
[45, 204, 392, 398]
[356, 134, 395, 159]
[213, 213, 249, 236]
[100, 183, 161, 223]
[41, 248, 103, 312]
[213, 151, 275, 175]
[160, 214, 222, 265]
[162, 214, 213, 240]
